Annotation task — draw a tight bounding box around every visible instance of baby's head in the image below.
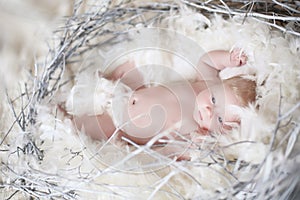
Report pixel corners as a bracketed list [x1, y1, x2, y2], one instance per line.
[194, 76, 256, 132]
[223, 76, 256, 107]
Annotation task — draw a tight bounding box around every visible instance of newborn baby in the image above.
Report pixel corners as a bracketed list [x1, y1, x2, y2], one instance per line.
[69, 49, 256, 148]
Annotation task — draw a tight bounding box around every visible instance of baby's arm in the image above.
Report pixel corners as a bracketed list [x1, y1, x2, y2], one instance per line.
[105, 60, 144, 90]
[199, 49, 247, 70]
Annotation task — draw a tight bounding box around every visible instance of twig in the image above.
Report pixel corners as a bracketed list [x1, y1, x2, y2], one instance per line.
[272, 0, 300, 14]
[147, 170, 177, 200]
[252, 17, 300, 37]
[2, 0, 300, 199]
[181, 0, 300, 37]
[278, 102, 300, 121]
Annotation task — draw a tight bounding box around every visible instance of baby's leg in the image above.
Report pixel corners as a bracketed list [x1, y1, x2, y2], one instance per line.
[73, 112, 116, 140]
[105, 60, 144, 90]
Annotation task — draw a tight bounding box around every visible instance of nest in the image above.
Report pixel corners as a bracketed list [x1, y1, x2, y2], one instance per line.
[1, 0, 300, 199]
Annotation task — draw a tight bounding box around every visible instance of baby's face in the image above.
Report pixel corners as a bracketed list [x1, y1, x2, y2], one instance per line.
[193, 84, 240, 132]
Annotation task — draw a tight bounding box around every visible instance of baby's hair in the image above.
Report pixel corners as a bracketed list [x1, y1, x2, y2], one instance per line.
[223, 76, 256, 107]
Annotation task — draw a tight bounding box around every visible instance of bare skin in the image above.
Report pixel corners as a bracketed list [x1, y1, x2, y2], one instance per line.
[69, 49, 247, 145]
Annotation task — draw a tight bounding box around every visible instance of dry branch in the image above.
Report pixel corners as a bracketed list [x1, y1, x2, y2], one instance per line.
[1, 0, 299, 199]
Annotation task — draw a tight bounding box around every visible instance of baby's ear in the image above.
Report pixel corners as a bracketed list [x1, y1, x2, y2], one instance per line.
[223, 124, 233, 131]
[223, 120, 240, 131]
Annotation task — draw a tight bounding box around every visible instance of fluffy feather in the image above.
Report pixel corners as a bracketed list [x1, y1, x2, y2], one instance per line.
[1, 1, 299, 199]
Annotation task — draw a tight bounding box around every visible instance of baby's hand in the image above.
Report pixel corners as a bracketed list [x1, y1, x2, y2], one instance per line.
[230, 48, 247, 67]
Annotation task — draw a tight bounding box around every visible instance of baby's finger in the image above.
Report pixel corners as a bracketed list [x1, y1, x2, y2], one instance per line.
[231, 49, 240, 57]
[239, 55, 247, 66]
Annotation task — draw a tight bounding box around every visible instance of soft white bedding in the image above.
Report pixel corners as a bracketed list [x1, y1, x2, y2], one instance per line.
[1, 1, 299, 199]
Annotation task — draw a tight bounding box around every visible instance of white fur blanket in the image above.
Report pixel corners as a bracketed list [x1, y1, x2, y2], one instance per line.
[0, 1, 299, 199]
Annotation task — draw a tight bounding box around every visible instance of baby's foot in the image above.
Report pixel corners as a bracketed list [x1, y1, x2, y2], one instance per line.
[230, 48, 247, 67]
